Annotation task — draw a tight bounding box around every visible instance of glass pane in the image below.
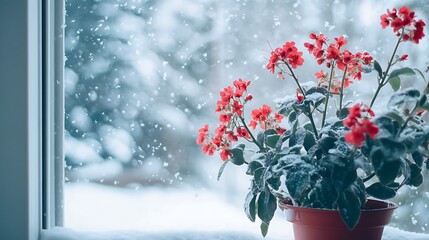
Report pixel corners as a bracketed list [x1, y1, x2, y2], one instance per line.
[64, 0, 429, 234]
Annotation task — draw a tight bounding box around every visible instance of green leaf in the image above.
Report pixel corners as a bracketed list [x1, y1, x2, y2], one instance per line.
[288, 111, 297, 123]
[384, 111, 405, 125]
[387, 182, 400, 188]
[337, 107, 349, 119]
[337, 189, 362, 230]
[265, 134, 280, 148]
[319, 136, 337, 154]
[286, 165, 312, 199]
[376, 161, 401, 185]
[387, 68, 415, 91]
[228, 144, 245, 166]
[366, 182, 396, 199]
[244, 191, 257, 222]
[419, 94, 427, 107]
[388, 88, 421, 109]
[260, 221, 269, 237]
[388, 76, 401, 91]
[315, 179, 338, 209]
[246, 160, 264, 176]
[412, 152, 424, 167]
[378, 138, 406, 159]
[389, 67, 416, 78]
[303, 131, 316, 151]
[374, 60, 383, 79]
[264, 129, 278, 136]
[217, 159, 230, 181]
[257, 132, 265, 147]
[409, 164, 423, 187]
[341, 168, 358, 190]
[414, 68, 426, 82]
[257, 191, 277, 224]
[303, 122, 314, 133]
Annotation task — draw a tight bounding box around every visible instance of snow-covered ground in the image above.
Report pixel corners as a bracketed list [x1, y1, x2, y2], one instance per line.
[39, 183, 429, 240]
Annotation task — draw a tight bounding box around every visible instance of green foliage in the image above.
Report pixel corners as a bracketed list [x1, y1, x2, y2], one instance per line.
[244, 190, 257, 222]
[217, 159, 230, 181]
[260, 221, 269, 237]
[387, 67, 416, 91]
[228, 144, 246, 165]
[366, 182, 396, 199]
[374, 60, 383, 79]
[338, 186, 363, 229]
[219, 78, 429, 237]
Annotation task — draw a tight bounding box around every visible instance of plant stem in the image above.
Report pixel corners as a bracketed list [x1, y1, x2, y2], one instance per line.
[339, 66, 348, 110]
[396, 102, 419, 137]
[369, 31, 403, 108]
[308, 113, 319, 140]
[239, 116, 264, 151]
[363, 172, 375, 183]
[283, 60, 306, 97]
[281, 61, 319, 138]
[321, 61, 335, 127]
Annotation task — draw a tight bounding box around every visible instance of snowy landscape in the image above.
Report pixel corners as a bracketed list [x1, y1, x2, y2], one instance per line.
[62, 0, 429, 238]
[39, 183, 428, 240]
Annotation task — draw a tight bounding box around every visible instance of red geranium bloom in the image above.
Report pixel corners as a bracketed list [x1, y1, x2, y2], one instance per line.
[380, 6, 425, 44]
[266, 41, 304, 73]
[296, 90, 304, 103]
[343, 104, 379, 147]
[220, 149, 232, 161]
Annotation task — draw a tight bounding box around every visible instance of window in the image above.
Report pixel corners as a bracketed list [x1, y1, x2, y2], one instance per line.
[0, 1, 428, 240]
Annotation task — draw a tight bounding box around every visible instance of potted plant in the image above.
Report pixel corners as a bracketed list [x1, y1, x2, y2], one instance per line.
[196, 5, 428, 240]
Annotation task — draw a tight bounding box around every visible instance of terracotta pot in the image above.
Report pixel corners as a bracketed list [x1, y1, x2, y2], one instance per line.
[279, 199, 397, 240]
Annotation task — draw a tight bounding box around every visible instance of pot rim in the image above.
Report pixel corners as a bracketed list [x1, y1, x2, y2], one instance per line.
[279, 198, 398, 213]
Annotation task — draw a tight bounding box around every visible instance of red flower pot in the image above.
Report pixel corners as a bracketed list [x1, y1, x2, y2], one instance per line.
[279, 199, 397, 240]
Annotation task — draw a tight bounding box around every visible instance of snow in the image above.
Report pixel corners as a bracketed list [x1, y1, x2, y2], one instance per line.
[38, 183, 429, 240]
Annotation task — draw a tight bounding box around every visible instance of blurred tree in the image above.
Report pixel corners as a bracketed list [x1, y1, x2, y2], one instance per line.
[65, 0, 220, 185]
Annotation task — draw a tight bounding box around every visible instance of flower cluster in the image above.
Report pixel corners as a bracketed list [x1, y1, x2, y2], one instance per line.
[197, 79, 254, 160]
[304, 34, 373, 92]
[249, 104, 286, 135]
[380, 6, 425, 43]
[266, 41, 304, 74]
[197, 79, 287, 161]
[343, 104, 379, 147]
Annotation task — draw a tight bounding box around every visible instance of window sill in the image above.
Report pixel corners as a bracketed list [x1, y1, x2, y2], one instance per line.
[40, 226, 429, 240]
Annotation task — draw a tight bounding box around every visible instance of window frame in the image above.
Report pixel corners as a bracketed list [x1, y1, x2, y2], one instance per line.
[0, 0, 64, 239]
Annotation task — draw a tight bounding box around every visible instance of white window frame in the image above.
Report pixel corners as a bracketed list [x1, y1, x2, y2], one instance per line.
[0, 0, 64, 239]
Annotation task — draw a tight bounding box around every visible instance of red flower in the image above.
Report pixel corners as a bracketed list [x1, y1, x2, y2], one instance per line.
[220, 149, 232, 161]
[219, 114, 231, 123]
[400, 54, 408, 61]
[334, 36, 347, 48]
[412, 20, 426, 44]
[249, 120, 258, 129]
[196, 124, 209, 144]
[275, 113, 284, 122]
[267, 41, 304, 73]
[232, 100, 244, 116]
[380, 6, 425, 44]
[343, 104, 379, 147]
[326, 44, 340, 60]
[296, 90, 304, 103]
[237, 126, 250, 139]
[233, 79, 251, 97]
[275, 127, 287, 135]
[315, 70, 326, 79]
[227, 131, 238, 142]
